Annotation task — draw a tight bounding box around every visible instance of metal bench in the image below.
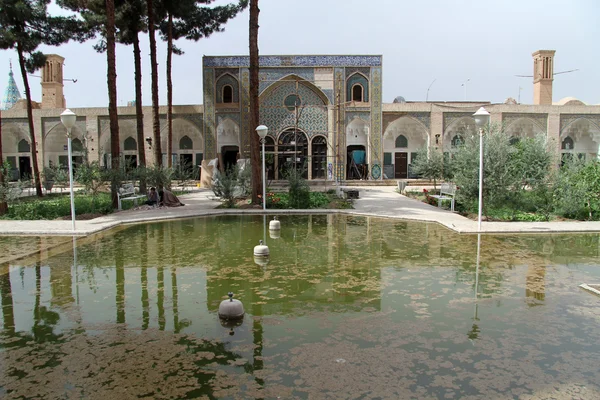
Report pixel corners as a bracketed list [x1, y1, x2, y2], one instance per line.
[430, 182, 456, 211]
[117, 183, 146, 210]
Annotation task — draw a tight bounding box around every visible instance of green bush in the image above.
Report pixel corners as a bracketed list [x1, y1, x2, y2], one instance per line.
[284, 165, 310, 209]
[3, 193, 113, 220]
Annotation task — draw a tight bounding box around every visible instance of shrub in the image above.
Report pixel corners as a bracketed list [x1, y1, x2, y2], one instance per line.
[284, 164, 310, 209]
[212, 164, 242, 208]
[3, 193, 113, 220]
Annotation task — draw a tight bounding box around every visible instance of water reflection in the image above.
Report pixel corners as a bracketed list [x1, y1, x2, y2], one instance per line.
[0, 215, 599, 398]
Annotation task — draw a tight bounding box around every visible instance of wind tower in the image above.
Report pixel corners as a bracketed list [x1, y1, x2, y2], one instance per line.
[1, 60, 21, 110]
[41, 54, 66, 109]
[532, 50, 555, 105]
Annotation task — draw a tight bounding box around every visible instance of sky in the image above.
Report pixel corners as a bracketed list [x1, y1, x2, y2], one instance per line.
[1, 0, 599, 108]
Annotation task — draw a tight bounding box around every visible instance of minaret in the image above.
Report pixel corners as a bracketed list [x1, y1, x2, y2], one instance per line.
[1, 60, 22, 110]
[532, 50, 555, 105]
[41, 54, 66, 109]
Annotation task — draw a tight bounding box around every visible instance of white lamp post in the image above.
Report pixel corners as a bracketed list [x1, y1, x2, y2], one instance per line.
[256, 125, 269, 211]
[473, 107, 490, 232]
[60, 109, 77, 232]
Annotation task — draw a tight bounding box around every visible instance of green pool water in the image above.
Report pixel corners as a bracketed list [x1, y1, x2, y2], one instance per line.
[1, 215, 599, 399]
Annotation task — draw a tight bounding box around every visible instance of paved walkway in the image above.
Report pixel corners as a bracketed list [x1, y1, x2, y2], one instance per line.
[1, 186, 600, 237]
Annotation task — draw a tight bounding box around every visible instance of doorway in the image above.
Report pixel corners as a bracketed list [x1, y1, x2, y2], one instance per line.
[221, 146, 239, 172]
[346, 145, 367, 180]
[124, 155, 137, 173]
[18, 157, 32, 180]
[311, 136, 327, 179]
[394, 152, 408, 178]
[179, 154, 193, 173]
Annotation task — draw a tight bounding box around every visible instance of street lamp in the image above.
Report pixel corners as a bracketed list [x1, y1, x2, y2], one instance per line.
[473, 107, 490, 232]
[60, 109, 77, 232]
[256, 125, 269, 211]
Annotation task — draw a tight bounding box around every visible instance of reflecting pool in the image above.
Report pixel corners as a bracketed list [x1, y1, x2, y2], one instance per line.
[1, 215, 600, 399]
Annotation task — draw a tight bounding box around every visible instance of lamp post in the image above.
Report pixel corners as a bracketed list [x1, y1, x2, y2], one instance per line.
[256, 125, 269, 211]
[473, 107, 490, 232]
[60, 109, 77, 232]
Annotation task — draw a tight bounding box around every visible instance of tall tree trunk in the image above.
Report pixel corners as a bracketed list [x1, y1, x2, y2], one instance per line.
[0, 110, 7, 215]
[133, 33, 147, 194]
[106, 0, 120, 209]
[249, 0, 261, 204]
[147, 0, 162, 170]
[16, 43, 42, 198]
[0, 264, 15, 335]
[166, 13, 173, 168]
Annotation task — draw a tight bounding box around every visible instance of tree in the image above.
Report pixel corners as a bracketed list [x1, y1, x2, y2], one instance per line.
[158, 0, 247, 168]
[147, 0, 162, 170]
[105, 0, 121, 208]
[451, 124, 553, 216]
[0, 0, 88, 197]
[58, 0, 149, 194]
[249, 0, 260, 204]
[410, 147, 448, 191]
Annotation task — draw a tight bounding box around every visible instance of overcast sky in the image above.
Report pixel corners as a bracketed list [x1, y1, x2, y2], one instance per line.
[1, 0, 599, 108]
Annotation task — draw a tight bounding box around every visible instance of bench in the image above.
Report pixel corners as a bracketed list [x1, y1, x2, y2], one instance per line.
[336, 187, 360, 200]
[117, 183, 146, 210]
[430, 183, 456, 212]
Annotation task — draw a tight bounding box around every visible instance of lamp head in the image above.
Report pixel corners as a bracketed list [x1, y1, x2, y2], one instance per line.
[60, 109, 77, 130]
[145, 137, 152, 147]
[255, 125, 268, 139]
[473, 107, 490, 128]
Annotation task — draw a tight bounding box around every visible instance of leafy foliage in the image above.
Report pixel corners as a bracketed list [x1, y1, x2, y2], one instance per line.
[3, 193, 113, 220]
[212, 164, 243, 208]
[283, 163, 310, 209]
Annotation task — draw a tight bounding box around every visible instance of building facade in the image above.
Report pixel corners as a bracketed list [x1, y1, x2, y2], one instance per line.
[1, 52, 599, 182]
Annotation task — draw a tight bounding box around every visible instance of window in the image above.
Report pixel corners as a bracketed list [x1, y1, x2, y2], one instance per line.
[18, 139, 30, 153]
[124, 137, 137, 151]
[352, 84, 363, 102]
[561, 136, 574, 150]
[395, 135, 408, 148]
[451, 135, 463, 148]
[72, 138, 84, 152]
[223, 85, 233, 103]
[383, 152, 392, 165]
[180, 136, 193, 150]
[284, 94, 301, 111]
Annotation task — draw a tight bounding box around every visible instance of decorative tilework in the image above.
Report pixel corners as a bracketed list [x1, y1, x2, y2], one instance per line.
[259, 68, 315, 94]
[240, 69, 250, 157]
[345, 67, 371, 79]
[260, 81, 328, 138]
[177, 114, 203, 133]
[217, 113, 240, 126]
[216, 74, 240, 103]
[443, 112, 475, 133]
[502, 113, 547, 131]
[204, 55, 383, 68]
[2, 65, 21, 111]
[560, 114, 600, 133]
[334, 67, 345, 181]
[383, 112, 431, 132]
[216, 108, 240, 114]
[370, 67, 383, 180]
[215, 68, 239, 79]
[203, 68, 216, 159]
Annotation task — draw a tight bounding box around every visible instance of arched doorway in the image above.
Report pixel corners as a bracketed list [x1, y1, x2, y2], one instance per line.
[178, 135, 194, 174]
[123, 136, 138, 172]
[18, 139, 32, 179]
[347, 145, 367, 180]
[311, 136, 327, 179]
[277, 129, 308, 179]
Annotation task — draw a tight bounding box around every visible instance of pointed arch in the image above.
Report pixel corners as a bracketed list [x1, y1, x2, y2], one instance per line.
[504, 117, 546, 139]
[216, 117, 240, 149]
[260, 74, 330, 105]
[346, 117, 369, 147]
[179, 135, 193, 150]
[443, 116, 476, 151]
[216, 73, 239, 104]
[18, 139, 30, 153]
[124, 136, 137, 151]
[346, 72, 369, 103]
[383, 116, 429, 154]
